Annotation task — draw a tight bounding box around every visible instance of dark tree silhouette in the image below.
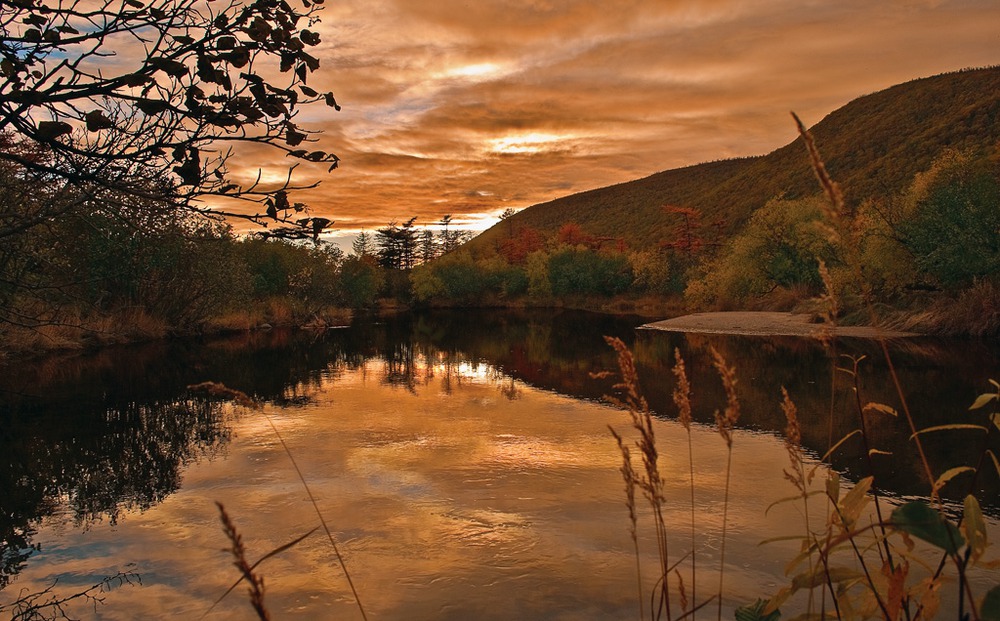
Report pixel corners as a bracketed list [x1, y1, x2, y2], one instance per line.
[0, 0, 341, 239]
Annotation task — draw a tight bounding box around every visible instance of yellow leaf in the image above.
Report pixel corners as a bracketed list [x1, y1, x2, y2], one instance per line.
[838, 475, 873, 529]
[932, 466, 975, 494]
[962, 495, 989, 564]
[864, 402, 898, 417]
[969, 392, 998, 410]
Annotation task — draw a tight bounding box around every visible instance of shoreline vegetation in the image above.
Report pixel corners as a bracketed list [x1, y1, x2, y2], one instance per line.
[4, 69, 1000, 358]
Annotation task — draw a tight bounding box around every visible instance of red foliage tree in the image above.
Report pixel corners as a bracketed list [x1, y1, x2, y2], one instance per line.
[500, 226, 544, 264]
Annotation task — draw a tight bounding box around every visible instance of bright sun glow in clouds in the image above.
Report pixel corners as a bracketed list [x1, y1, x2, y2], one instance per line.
[488, 132, 568, 155]
[444, 62, 506, 80]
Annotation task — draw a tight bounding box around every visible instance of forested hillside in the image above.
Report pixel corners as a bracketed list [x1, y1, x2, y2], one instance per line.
[469, 67, 1000, 252]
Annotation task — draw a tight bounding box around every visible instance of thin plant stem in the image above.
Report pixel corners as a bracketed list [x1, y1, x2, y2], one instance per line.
[716, 447, 733, 621]
[260, 410, 370, 621]
[672, 348, 697, 621]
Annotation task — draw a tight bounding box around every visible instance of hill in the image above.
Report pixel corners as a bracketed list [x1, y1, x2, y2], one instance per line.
[468, 67, 1000, 252]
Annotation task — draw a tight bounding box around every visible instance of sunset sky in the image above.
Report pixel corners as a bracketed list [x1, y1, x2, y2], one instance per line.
[234, 0, 999, 241]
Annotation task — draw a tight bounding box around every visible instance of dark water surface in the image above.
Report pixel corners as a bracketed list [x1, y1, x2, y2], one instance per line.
[1, 310, 997, 619]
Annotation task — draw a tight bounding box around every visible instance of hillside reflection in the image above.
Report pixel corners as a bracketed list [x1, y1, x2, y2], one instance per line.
[1, 309, 997, 592]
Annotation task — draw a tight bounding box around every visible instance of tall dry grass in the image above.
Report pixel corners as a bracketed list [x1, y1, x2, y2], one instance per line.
[601, 114, 999, 621]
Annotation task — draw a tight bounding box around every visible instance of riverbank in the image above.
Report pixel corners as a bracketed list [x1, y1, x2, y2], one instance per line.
[641, 311, 919, 339]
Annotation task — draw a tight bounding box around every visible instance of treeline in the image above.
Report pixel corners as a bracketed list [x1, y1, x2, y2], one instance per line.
[4, 134, 997, 356]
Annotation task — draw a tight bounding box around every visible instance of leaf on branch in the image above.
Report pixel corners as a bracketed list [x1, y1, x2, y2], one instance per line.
[285, 125, 306, 146]
[85, 110, 114, 131]
[981, 585, 1000, 620]
[121, 72, 152, 87]
[931, 466, 975, 495]
[173, 34, 194, 45]
[910, 424, 988, 439]
[217, 35, 237, 50]
[172, 148, 201, 185]
[734, 599, 781, 621]
[970, 392, 998, 410]
[300, 52, 320, 71]
[324, 92, 341, 111]
[311, 217, 331, 241]
[300, 29, 320, 46]
[36, 120, 73, 141]
[227, 47, 251, 68]
[56, 24, 80, 35]
[247, 17, 272, 42]
[136, 99, 170, 115]
[124, 0, 144, 7]
[299, 85, 318, 97]
[891, 501, 965, 555]
[23, 14, 47, 27]
[836, 475, 873, 530]
[864, 402, 897, 417]
[149, 57, 188, 78]
[963, 494, 989, 564]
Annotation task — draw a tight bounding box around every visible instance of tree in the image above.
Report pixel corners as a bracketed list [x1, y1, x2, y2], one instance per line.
[1, 0, 341, 241]
[499, 225, 544, 264]
[351, 229, 376, 258]
[661, 205, 705, 256]
[897, 151, 1000, 287]
[420, 228, 439, 263]
[375, 217, 418, 270]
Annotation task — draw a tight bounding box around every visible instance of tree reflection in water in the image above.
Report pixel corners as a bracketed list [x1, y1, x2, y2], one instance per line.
[0, 398, 233, 589]
[1, 309, 997, 596]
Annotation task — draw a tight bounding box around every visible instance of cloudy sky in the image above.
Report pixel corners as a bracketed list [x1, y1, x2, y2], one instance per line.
[239, 0, 998, 237]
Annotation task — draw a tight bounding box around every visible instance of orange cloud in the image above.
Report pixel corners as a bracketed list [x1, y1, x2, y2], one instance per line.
[216, 0, 999, 236]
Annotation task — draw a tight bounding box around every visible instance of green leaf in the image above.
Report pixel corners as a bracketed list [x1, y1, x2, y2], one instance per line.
[970, 392, 998, 410]
[982, 585, 1000, 621]
[891, 501, 964, 555]
[735, 598, 781, 621]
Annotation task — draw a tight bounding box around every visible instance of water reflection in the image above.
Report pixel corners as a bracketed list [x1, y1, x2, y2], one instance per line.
[0, 310, 997, 619]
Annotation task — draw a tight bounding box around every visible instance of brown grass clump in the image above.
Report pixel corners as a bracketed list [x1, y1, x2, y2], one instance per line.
[216, 502, 272, 621]
[599, 336, 675, 620]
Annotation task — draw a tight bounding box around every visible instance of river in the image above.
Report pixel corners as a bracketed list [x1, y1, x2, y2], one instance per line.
[1, 310, 997, 619]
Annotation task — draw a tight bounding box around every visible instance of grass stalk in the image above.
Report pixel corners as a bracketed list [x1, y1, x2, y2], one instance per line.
[672, 348, 697, 620]
[708, 346, 739, 621]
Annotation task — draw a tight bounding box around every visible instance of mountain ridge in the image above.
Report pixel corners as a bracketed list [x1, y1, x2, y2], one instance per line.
[468, 66, 1000, 251]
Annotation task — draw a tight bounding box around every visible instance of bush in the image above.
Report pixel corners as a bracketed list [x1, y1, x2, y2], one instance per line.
[547, 248, 632, 297]
[898, 151, 1000, 287]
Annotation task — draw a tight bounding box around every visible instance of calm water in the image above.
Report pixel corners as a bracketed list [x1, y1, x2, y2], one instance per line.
[1, 310, 998, 619]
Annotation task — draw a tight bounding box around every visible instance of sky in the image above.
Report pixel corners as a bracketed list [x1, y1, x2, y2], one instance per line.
[227, 0, 999, 242]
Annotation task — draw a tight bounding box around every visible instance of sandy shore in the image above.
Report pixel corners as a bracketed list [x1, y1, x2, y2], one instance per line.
[640, 311, 917, 339]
